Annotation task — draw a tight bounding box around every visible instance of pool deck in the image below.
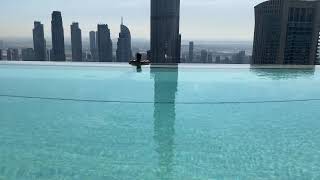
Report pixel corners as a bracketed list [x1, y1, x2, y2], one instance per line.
[0, 60, 318, 69]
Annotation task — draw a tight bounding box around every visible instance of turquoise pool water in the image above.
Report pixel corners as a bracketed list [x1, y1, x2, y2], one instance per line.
[0, 64, 320, 179]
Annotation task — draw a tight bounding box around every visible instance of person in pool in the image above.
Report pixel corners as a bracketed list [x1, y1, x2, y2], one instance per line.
[136, 53, 142, 63]
[135, 53, 142, 72]
[129, 53, 150, 66]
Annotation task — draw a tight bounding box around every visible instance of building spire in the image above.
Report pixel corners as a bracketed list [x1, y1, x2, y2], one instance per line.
[121, 16, 123, 25]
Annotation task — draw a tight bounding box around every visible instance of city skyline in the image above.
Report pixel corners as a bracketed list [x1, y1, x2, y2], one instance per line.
[0, 0, 265, 41]
[1, 0, 319, 65]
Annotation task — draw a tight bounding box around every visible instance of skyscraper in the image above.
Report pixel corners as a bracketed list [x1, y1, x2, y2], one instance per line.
[189, 41, 194, 63]
[252, 0, 320, 65]
[0, 49, 2, 60]
[71, 22, 83, 61]
[151, 0, 181, 63]
[116, 20, 132, 62]
[97, 24, 113, 62]
[51, 11, 66, 61]
[89, 31, 98, 61]
[33, 21, 46, 61]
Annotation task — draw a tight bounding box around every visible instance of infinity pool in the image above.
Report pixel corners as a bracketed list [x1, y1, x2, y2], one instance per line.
[0, 63, 320, 179]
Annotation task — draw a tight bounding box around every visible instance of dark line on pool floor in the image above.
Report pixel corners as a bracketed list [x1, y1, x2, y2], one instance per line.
[0, 94, 320, 105]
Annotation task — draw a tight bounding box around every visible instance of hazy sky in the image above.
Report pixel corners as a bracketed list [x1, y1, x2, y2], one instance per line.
[0, 0, 265, 41]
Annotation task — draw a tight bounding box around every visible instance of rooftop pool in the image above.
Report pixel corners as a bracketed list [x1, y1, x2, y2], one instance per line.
[0, 62, 320, 179]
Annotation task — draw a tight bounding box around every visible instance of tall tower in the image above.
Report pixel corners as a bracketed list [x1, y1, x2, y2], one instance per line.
[97, 24, 113, 62]
[51, 11, 66, 61]
[33, 21, 46, 61]
[252, 0, 320, 65]
[116, 18, 132, 62]
[151, 0, 181, 63]
[71, 22, 83, 61]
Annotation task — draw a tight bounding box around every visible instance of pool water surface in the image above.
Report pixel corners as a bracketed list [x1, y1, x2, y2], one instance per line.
[0, 64, 320, 179]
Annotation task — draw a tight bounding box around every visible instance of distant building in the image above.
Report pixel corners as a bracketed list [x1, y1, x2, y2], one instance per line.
[195, 54, 201, 63]
[116, 21, 132, 62]
[22, 48, 35, 61]
[97, 24, 113, 62]
[89, 31, 98, 61]
[46, 49, 51, 61]
[71, 22, 83, 61]
[51, 11, 66, 61]
[0, 49, 2, 60]
[86, 52, 92, 60]
[0, 40, 3, 49]
[147, 50, 151, 60]
[232, 51, 246, 64]
[224, 57, 231, 64]
[215, 56, 221, 64]
[7, 49, 12, 60]
[208, 52, 213, 63]
[33, 21, 46, 61]
[82, 52, 87, 61]
[180, 57, 187, 63]
[253, 0, 320, 65]
[189, 41, 194, 63]
[249, 56, 253, 64]
[49, 49, 55, 61]
[7, 48, 19, 61]
[151, 0, 181, 63]
[200, 50, 208, 63]
[11, 49, 19, 61]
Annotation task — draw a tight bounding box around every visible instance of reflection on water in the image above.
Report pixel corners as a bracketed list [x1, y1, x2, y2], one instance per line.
[136, 65, 142, 73]
[151, 66, 178, 179]
[250, 67, 315, 80]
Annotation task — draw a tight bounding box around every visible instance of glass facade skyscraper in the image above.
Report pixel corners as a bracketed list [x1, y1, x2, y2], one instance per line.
[71, 22, 83, 61]
[253, 0, 320, 65]
[151, 0, 181, 63]
[116, 22, 132, 62]
[97, 24, 113, 62]
[51, 11, 66, 61]
[33, 21, 46, 61]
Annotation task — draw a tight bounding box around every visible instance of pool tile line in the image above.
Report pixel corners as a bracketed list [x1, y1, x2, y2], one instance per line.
[0, 94, 320, 105]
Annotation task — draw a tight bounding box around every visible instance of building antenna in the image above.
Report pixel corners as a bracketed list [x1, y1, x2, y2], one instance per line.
[121, 16, 123, 25]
